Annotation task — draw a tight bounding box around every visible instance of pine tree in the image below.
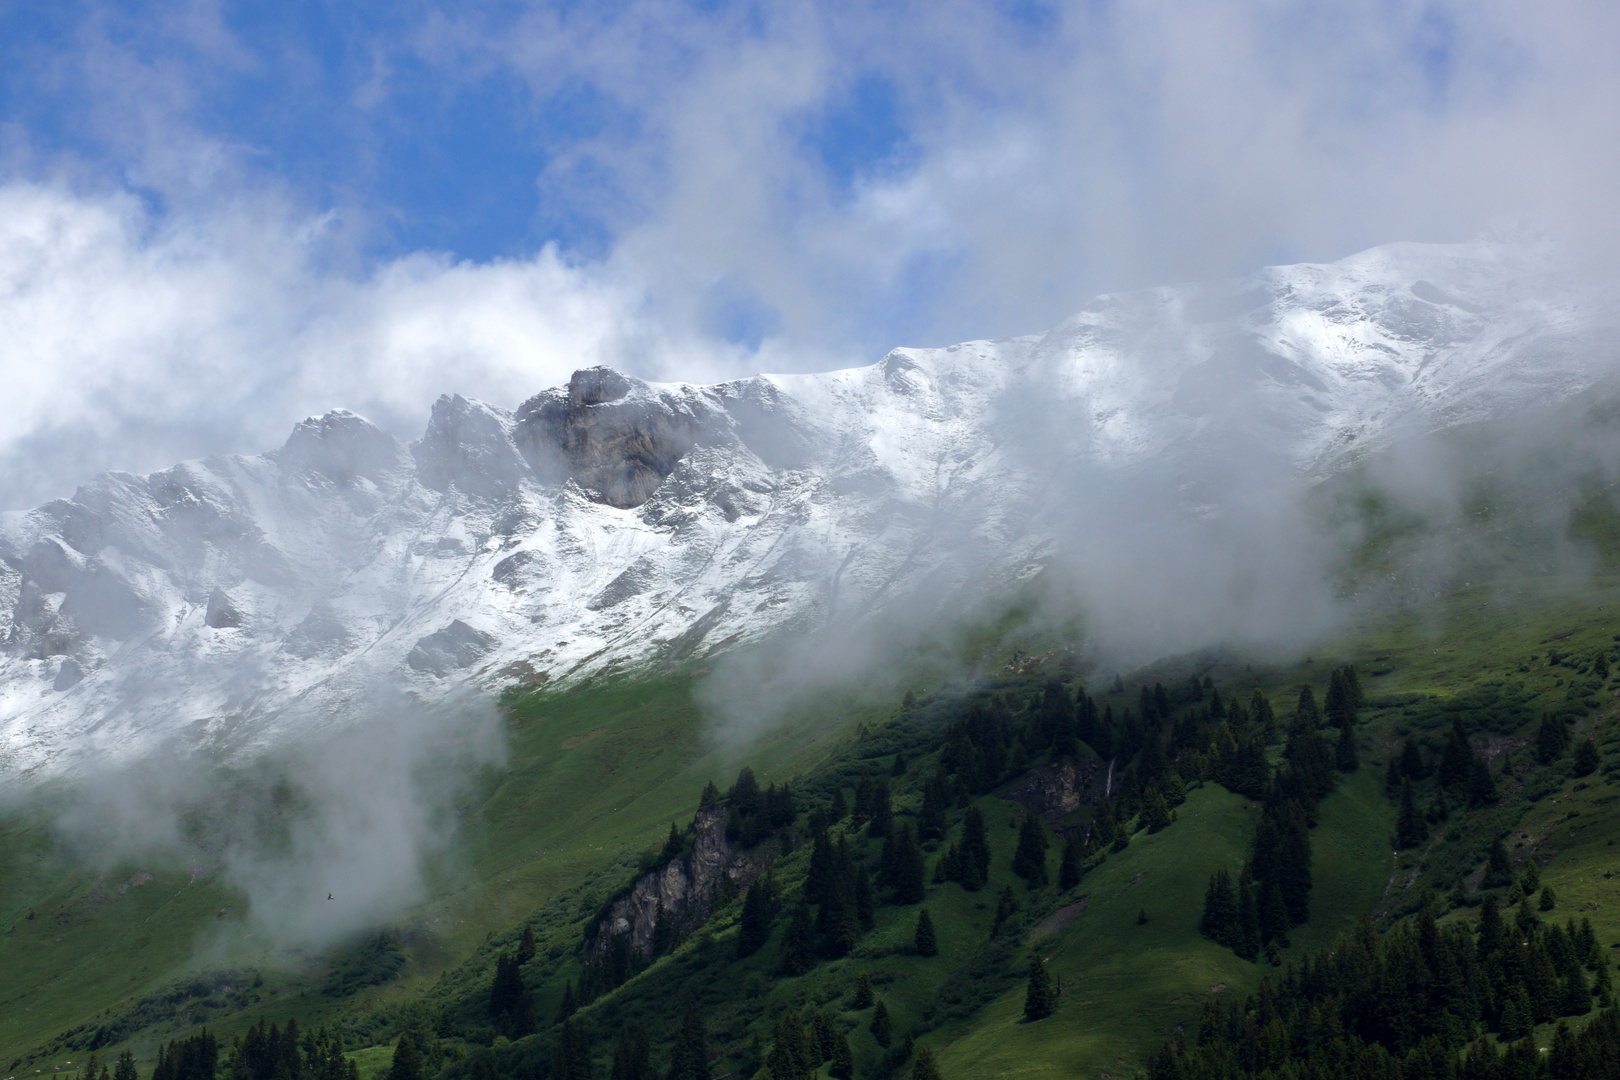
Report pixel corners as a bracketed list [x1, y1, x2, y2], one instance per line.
[1059, 831, 1083, 890]
[557, 980, 578, 1023]
[891, 822, 927, 904]
[1012, 813, 1050, 885]
[1396, 780, 1425, 849]
[699, 781, 721, 808]
[114, 1053, 137, 1080]
[667, 995, 710, 1080]
[829, 1031, 854, 1080]
[851, 971, 876, 1009]
[919, 771, 948, 842]
[1140, 788, 1171, 834]
[780, 899, 815, 976]
[1236, 874, 1261, 960]
[914, 908, 938, 956]
[611, 1024, 650, 1080]
[1536, 713, 1570, 764]
[1467, 754, 1498, 807]
[869, 1001, 893, 1047]
[909, 1047, 942, 1080]
[991, 885, 1020, 936]
[1540, 886, 1557, 912]
[386, 1036, 422, 1080]
[1485, 836, 1515, 889]
[767, 1012, 808, 1080]
[1023, 956, 1055, 1021]
[554, 1020, 591, 1080]
[1090, 798, 1116, 849]
[953, 806, 991, 890]
[737, 877, 772, 958]
[1574, 737, 1600, 777]
[1334, 717, 1359, 772]
[1199, 870, 1238, 947]
[868, 779, 893, 838]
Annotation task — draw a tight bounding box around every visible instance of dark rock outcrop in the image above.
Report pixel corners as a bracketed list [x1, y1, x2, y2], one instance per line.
[1004, 754, 1111, 827]
[406, 620, 496, 676]
[513, 367, 727, 509]
[587, 805, 775, 961]
[204, 588, 243, 628]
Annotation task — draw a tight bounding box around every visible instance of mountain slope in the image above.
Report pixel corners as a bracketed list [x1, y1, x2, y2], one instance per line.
[2, 239, 1615, 775]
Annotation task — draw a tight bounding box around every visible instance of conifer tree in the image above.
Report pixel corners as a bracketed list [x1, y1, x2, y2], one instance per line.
[1090, 798, 1116, 849]
[557, 980, 578, 1023]
[1437, 720, 1473, 788]
[611, 1024, 650, 1080]
[829, 1031, 854, 1080]
[1251, 690, 1278, 744]
[1140, 788, 1171, 834]
[1574, 737, 1600, 777]
[851, 971, 876, 1009]
[661, 822, 684, 862]
[869, 1001, 893, 1047]
[386, 1036, 422, 1080]
[915, 907, 938, 956]
[1467, 753, 1498, 807]
[1334, 717, 1358, 772]
[554, 1020, 591, 1080]
[891, 752, 907, 777]
[919, 771, 948, 841]
[1540, 886, 1557, 912]
[952, 806, 991, 890]
[909, 1047, 942, 1080]
[991, 885, 1020, 936]
[1400, 737, 1426, 780]
[1537, 713, 1571, 764]
[737, 877, 772, 958]
[1059, 831, 1083, 890]
[1236, 875, 1260, 960]
[868, 779, 893, 838]
[667, 995, 710, 1080]
[780, 899, 815, 976]
[114, 1053, 137, 1080]
[767, 1012, 808, 1080]
[810, 1011, 838, 1064]
[699, 781, 720, 808]
[1199, 870, 1238, 947]
[1396, 779, 1425, 849]
[1012, 813, 1050, 884]
[1485, 836, 1515, 889]
[1023, 956, 1055, 1021]
[829, 787, 848, 822]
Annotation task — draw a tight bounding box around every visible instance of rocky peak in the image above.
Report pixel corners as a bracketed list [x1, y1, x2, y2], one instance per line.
[514, 369, 727, 509]
[568, 366, 633, 407]
[277, 410, 403, 485]
[413, 395, 530, 498]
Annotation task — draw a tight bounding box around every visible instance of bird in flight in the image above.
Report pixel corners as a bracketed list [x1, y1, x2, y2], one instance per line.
[328, 894, 334, 900]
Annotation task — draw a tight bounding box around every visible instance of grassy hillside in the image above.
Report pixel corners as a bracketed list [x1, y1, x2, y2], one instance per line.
[4, 574, 1620, 1079]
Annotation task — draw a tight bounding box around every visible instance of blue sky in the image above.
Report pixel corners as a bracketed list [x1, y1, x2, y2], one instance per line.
[0, 1, 1617, 508]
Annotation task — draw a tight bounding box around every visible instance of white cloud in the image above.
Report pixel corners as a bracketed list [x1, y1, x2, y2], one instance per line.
[4, 0, 1620, 508]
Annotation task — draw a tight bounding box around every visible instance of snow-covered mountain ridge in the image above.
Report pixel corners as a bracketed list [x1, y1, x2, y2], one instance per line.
[2, 239, 1616, 774]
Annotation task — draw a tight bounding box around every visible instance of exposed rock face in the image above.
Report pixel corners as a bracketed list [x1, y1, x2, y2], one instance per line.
[514, 367, 727, 508]
[414, 395, 529, 499]
[1004, 754, 1110, 826]
[587, 805, 775, 961]
[406, 620, 496, 676]
[204, 589, 243, 629]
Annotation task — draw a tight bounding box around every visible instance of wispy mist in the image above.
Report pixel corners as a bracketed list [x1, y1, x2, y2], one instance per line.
[42, 687, 505, 952]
